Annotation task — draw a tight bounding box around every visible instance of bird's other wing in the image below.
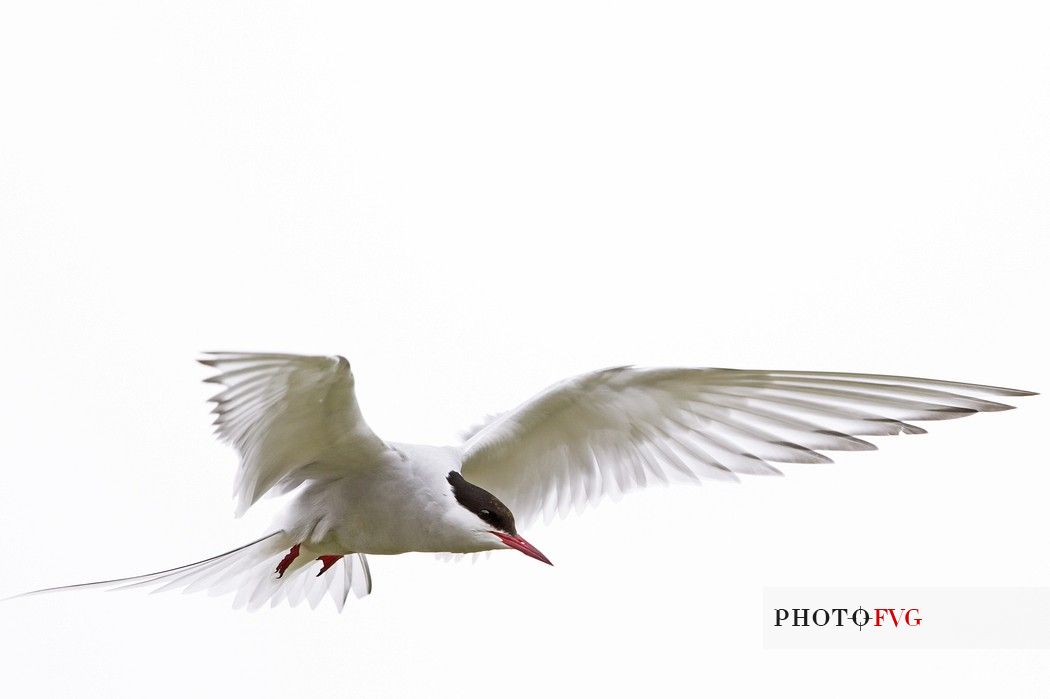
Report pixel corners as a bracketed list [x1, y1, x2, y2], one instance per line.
[200, 352, 388, 515]
[459, 412, 506, 443]
[460, 367, 1035, 528]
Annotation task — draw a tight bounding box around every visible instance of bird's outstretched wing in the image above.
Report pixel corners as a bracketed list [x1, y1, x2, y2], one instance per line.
[200, 352, 387, 515]
[460, 367, 1035, 527]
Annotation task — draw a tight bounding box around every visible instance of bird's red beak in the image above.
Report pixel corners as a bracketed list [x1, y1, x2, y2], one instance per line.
[491, 531, 553, 566]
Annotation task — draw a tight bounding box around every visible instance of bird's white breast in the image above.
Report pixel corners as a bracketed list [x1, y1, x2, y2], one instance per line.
[277, 443, 481, 555]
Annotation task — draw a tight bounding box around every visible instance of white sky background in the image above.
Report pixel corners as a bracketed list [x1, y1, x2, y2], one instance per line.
[1, 1, 1048, 696]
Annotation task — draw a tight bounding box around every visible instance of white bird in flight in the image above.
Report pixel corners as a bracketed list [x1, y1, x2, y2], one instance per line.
[12, 352, 1034, 611]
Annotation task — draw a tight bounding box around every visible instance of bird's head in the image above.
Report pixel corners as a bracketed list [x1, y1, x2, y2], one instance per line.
[446, 471, 552, 565]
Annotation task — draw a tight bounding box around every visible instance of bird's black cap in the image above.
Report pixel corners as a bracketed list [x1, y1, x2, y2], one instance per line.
[446, 471, 518, 536]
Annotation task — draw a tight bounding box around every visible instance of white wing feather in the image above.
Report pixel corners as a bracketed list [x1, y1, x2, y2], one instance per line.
[460, 367, 1034, 527]
[201, 352, 388, 515]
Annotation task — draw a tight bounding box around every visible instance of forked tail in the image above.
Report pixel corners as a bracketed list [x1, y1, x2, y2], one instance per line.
[5, 532, 372, 612]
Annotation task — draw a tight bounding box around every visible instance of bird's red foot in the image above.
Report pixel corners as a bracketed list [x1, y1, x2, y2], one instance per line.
[275, 544, 301, 578]
[316, 555, 343, 576]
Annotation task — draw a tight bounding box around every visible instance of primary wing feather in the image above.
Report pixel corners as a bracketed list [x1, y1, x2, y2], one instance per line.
[460, 367, 1034, 527]
[201, 352, 387, 515]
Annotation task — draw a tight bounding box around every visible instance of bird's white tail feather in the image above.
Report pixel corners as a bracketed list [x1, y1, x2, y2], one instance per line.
[7, 532, 372, 612]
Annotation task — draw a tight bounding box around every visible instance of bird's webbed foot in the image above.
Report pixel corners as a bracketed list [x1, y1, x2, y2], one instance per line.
[316, 555, 343, 576]
[275, 544, 301, 578]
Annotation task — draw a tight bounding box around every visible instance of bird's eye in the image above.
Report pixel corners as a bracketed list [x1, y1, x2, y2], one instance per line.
[480, 509, 491, 516]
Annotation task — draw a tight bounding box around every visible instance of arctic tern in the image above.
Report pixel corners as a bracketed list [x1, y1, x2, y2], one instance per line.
[10, 352, 1034, 610]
